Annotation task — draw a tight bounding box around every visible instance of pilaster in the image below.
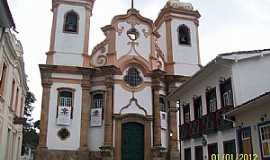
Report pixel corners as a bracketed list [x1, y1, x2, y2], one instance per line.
[101, 75, 114, 160]
[151, 70, 166, 160]
[168, 101, 180, 160]
[165, 17, 174, 75]
[79, 74, 91, 151]
[36, 71, 52, 160]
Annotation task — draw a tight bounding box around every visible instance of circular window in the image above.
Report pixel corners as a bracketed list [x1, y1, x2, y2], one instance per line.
[127, 27, 139, 41]
[124, 67, 143, 87]
[57, 128, 70, 140]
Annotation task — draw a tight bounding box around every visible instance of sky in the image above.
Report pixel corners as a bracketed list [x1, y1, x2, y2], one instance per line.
[7, 0, 270, 121]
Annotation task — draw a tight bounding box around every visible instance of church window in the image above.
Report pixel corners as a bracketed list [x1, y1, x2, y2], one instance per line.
[160, 96, 167, 130]
[124, 67, 143, 87]
[63, 11, 79, 33]
[90, 91, 105, 125]
[0, 63, 7, 96]
[92, 93, 104, 109]
[160, 97, 166, 112]
[178, 24, 191, 45]
[57, 89, 74, 119]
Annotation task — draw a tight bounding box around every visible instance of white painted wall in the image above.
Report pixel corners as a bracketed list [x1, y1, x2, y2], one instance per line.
[232, 55, 270, 106]
[47, 83, 82, 150]
[53, 4, 86, 66]
[171, 19, 200, 76]
[88, 125, 104, 151]
[157, 23, 167, 62]
[161, 129, 168, 148]
[114, 84, 153, 116]
[116, 22, 151, 61]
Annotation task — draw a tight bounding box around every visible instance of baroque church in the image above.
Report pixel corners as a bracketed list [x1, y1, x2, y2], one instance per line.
[37, 0, 201, 159]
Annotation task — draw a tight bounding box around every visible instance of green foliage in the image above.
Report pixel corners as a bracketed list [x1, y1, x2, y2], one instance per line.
[22, 91, 39, 155]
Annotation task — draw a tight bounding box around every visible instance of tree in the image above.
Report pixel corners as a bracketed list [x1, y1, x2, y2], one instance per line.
[22, 91, 39, 155]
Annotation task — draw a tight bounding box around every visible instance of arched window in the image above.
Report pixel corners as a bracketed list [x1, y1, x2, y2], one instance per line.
[57, 89, 74, 119]
[178, 24, 191, 45]
[124, 67, 143, 87]
[63, 11, 78, 33]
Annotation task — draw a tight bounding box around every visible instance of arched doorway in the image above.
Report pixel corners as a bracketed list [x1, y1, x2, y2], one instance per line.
[121, 122, 144, 160]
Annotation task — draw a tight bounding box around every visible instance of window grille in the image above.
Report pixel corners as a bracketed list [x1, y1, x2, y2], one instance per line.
[206, 88, 217, 113]
[57, 90, 73, 119]
[124, 67, 142, 87]
[93, 94, 104, 109]
[160, 97, 166, 112]
[220, 78, 234, 107]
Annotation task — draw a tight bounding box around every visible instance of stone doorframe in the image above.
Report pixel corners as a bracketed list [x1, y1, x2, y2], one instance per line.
[114, 114, 152, 160]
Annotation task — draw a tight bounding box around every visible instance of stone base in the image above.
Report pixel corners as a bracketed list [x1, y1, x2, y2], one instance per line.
[152, 146, 166, 160]
[36, 147, 102, 160]
[99, 145, 114, 160]
[169, 150, 180, 160]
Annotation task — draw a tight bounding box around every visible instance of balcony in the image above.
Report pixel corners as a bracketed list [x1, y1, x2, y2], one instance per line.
[203, 112, 217, 134]
[216, 110, 233, 130]
[191, 119, 203, 138]
[180, 123, 191, 140]
[180, 108, 234, 140]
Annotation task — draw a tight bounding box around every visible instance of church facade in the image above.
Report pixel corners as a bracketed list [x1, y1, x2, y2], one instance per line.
[37, 0, 201, 159]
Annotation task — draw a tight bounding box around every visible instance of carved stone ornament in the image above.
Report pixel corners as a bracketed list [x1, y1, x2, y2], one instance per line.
[142, 28, 150, 38]
[116, 25, 124, 36]
[57, 128, 70, 140]
[97, 55, 107, 66]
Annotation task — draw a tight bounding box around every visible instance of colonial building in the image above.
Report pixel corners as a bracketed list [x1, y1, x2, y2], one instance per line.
[169, 49, 270, 160]
[37, 0, 202, 159]
[0, 0, 28, 160]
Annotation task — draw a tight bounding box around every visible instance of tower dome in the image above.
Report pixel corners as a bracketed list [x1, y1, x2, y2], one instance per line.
[166, 0, 194, 10]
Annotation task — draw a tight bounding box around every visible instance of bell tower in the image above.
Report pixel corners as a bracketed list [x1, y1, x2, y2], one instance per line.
[155, 0, 201, 76]
[46, 0, 95, 67]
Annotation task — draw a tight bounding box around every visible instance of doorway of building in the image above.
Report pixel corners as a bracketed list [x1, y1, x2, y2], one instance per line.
[121, 122, 144, 160]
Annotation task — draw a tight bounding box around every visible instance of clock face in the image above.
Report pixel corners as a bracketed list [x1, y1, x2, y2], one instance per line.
[127, 27, 139, 41]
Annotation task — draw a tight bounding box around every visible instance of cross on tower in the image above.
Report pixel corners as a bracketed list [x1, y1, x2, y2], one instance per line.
[131, 0, 134, 9]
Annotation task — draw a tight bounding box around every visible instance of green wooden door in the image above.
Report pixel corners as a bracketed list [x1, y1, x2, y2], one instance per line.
[122, 122, 144, 160]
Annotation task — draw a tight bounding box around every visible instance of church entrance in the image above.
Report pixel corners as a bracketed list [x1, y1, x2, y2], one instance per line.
[121, 122, 144, 160]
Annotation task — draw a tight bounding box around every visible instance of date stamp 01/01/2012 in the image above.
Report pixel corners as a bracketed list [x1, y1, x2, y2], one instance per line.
[210, 154, 258, 160]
